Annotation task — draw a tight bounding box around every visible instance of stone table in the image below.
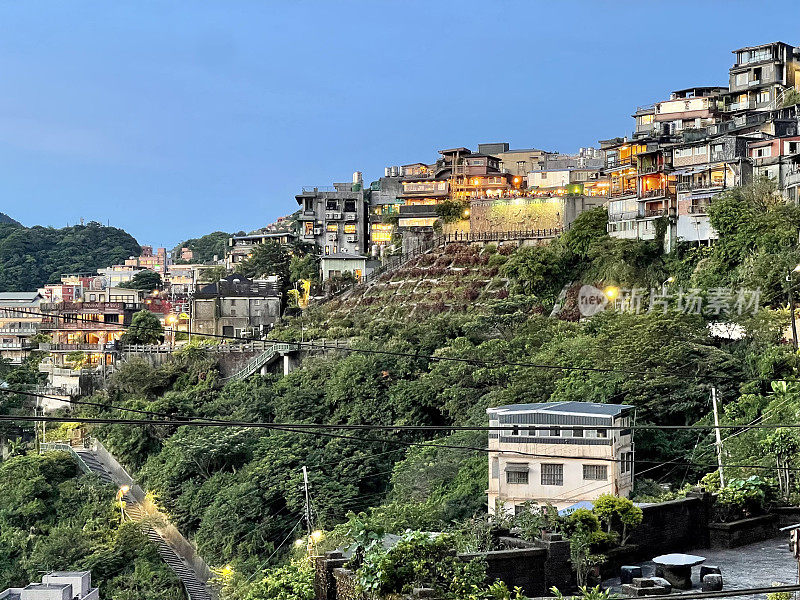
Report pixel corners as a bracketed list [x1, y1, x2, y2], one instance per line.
[652, 553, 706, 590]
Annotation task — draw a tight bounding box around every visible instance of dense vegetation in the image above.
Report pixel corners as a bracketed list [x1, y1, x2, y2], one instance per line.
[0, 221, 140, 291]
[0, 452, 183, 598]
[6, 179, 800, 598]
[0, 212, 20, 226]
[173, 230, 235, 263]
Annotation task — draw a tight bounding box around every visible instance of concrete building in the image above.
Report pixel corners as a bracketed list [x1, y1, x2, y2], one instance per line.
[319, 253, 372, 282]
[727, 42, 800, 113]
[0, 571, 99, 600]
[191, 274, 282, 339]
[296, 174, 369, 257]
[477, 143, 548, 176]
[487, 401, 635, 514]
[0, 292, 42, 364]
[748, 135, 800, 202]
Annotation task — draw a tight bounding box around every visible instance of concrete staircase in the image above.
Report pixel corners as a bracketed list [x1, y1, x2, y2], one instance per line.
[224, 342, 298, 382]
[45, 443, 213, 600]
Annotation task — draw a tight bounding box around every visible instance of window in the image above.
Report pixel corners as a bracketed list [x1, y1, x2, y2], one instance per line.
[597, 428, 608, 438]
[735, 73, 748, 87]
[541, 464, 563, 486]
[758, 90, 770, 103]
[549, 426, 561, 437]
[491, 458, 499, 479]
[506, 463, 529, 484]
[326, 200, 338, 211]
[344, 222, 357, 234]
[510, 425, 520, 436]
[754, 146, 772, 158]
[324, 246, 330, 255]
[583, 465, 608, 481]
[786, 142, 799, 154]
[573, 428, 584, 438]
[694, 146, 706, 156]
[344, 200, 357, 213]
[304, 221, 314, 235]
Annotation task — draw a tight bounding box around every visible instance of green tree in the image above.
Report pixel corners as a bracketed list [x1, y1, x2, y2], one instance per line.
[120, 270, 162, 291]
[173, 231, 231, 263]
[121, 311, 164, 345]
[237, 241, 291, 285]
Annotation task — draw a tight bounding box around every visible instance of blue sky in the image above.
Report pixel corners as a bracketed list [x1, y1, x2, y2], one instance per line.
[0, 0, 798, 247]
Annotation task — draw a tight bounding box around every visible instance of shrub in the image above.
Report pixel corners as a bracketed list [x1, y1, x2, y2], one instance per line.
[564, 508, 600, 536]
[714, 476, 773, 522]
[592, 495, 642, 545]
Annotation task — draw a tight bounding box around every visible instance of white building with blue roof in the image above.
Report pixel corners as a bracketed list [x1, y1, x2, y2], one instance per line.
[487, 401, 635, 514]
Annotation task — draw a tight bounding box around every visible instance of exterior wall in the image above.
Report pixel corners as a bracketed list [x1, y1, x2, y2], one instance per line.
[297, 187, 368, 256]
[320, 258, 367, 281]
[494, 149, 547, 176]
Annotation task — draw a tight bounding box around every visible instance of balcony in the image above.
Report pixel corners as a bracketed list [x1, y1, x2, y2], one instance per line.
[687, 204, 711, 215]
[677, 182, 725, 192]
[346, 234, 358, 243]
[39, 343, 117, 352]
[609, 188, 637, 199]
[325, 212, 343, 220]
[0, 342, 31, 350]
[0, 327, 37, 336]
[638, 164, 660, 175]
[608, 211, 639, 222]
[642, 208, 667, 218]
[730, 100, 756, 111]
[642, 189, 667, 199]
[399, 204, 438, 216]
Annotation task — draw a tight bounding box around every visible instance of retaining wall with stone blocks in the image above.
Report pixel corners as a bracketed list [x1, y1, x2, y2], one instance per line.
[708, 514, 778, 548]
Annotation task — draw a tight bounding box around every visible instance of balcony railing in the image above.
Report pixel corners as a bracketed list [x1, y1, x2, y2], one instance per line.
[399, 204, 438, 215]
[687, 204, 711, 215]
[642, 208, 667, 218]
[642, 188, 667, 199]
[677, 182, 725, 192]
[638, 164, 660, 175]
[608, 211, 640, 222]
[730, 100, 756, 111]
[0, 327, 37, 335]
[38, 343, 118, 352]
[609, 188, 637, 199]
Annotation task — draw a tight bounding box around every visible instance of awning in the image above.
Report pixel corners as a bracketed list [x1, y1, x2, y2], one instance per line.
[505, 463, 529, 473]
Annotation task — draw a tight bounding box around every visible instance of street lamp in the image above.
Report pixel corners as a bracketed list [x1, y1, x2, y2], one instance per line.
[165, 314, 178, 350]
[662, 276, 675, 294]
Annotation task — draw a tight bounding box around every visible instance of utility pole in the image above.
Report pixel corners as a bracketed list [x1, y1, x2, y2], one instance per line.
[712, 387, 725, 488]
[302, 466, 312, 537]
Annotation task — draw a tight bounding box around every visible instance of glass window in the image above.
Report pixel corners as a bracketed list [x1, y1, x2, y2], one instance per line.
[507, 470, 528, 484]
[541, 464, 563, 486]
[573, 428, 584, 438]
[583, 465, 608, 480]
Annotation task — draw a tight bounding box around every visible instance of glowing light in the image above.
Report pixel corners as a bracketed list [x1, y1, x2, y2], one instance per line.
[311, 530, 324, 542]
[295, 539, 305, 547]
[120, 485, 130, 494]
[604, 286, 620, 301]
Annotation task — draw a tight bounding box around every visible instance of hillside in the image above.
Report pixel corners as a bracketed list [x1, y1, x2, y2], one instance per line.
[172, 230, 232, 263]
[0, 221, 140, 291]
[0, 212, 20, 226]
[16, 180, 800, 599]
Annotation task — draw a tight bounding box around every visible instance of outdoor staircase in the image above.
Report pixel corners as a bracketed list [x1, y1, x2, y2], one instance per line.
[224, 342, 298, 381]
[43, 443, 213, 600]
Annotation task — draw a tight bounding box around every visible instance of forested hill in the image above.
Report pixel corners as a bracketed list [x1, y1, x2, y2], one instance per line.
[172, 231, 232, 263]
[0, 212, 20, 226]
[0, 221, 140, 291]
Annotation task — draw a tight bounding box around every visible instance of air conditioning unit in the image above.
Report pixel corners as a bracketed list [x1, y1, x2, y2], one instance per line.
[325, 212, 342, 220]
[346, 235, 358, 242]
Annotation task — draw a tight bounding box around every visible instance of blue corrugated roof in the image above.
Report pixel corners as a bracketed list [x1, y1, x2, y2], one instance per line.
[487, 401, 633, 417]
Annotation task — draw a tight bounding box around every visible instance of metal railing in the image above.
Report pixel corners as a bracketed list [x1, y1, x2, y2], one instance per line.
[642, 188, 666, 199]
[40, 442, 94, 475]
[687, 204, 711, 214]
[39, 343, 118, 352]
[225, 342, 300, 381]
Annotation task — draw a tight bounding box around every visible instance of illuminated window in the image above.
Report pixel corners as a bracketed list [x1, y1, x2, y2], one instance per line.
[344, 223, 357, 234]
[326, 223, 338, 232]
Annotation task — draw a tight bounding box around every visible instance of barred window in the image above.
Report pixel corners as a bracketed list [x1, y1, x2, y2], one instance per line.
[541, 463, 563, 486]
[506, 463, 529, 484]
[506, 470, 529, 484]
[583, 465, 608, 481]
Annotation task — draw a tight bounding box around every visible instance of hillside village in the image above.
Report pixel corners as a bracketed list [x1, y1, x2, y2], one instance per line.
[4, 39, 800, 600]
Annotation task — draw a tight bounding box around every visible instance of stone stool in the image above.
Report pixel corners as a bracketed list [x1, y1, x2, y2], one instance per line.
[651, 577, 672, 594]
[702, 574, 723, 592]
[621, 566, 643, 585]
[700, 565, 721, 579]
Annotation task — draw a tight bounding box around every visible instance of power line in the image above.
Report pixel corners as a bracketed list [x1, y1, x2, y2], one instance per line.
[3, 306, 759, 383]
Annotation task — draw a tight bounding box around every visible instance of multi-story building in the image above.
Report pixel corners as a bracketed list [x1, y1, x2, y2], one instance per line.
[295, 173, 369, 256]
[0, 571, 99, 600]
[124, 246, 170, 277]
[727, 42, 800, 113]
[191, 274, 282, 339]
[477, 142, 548, 176]
[0, 292, 42, 364]
[487, 401, 635, 514]
[749, 135, 800, 202]
[225, 231, 297, 271]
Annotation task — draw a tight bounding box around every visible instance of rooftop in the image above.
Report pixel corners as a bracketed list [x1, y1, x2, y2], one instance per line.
[0, 292, 42, 303]
[487, 401, 634, 417]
